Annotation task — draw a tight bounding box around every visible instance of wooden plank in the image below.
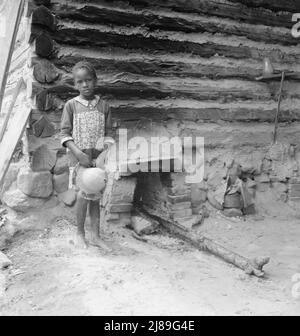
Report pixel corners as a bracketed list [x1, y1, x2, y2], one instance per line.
[0, 0, 25, 114]
[0, 90, 31, 187]
[0, 78, 26, 142]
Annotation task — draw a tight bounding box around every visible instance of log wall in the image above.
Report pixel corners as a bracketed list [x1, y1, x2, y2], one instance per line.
[26, 0, 300, 200]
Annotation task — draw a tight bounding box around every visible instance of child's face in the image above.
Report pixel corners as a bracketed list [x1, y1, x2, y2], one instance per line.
[74, 68, 97, 98]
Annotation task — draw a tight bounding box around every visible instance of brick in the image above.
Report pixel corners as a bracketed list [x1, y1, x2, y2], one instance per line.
[110, 193, 134, 204]
[109, 203, 133, 213]
[170, 208, 193, 219]
[106, 213, 120, 221]
[289, 177, 300, 184]
[169, 202, 191, 210]
[289, 190, 300, 198]
[58, 189, 76, 207]
[166, 185, 191, 196]
[167, 193, 191, 204]
[289, 183, 300, 192]
[131, 215, 158, 235]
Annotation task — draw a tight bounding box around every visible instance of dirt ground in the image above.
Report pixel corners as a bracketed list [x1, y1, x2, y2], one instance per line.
[0, 205, 300, 316]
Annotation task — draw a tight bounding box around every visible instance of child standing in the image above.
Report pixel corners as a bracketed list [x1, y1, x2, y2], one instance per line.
[60, 61, 112, 250]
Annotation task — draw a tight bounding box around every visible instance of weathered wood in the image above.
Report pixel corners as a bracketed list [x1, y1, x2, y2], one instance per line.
[109, 98, 300, 122]
[35, 89, 53, 111]
[31, 71, 300, 102]
[53, 3, 297, 46]
[106, 0, 294, 28]
[30, 143, 57, 171]
[0, 101, 31, 188]
[56, 47, 300, 81]
[32, 115, 55, 137]
[32, 32, 54, 58]
[33, 58, 60, 83]
[54, 21, 300, 64]
[32, 5, 55, 31]
[142, 205, 269, 277]
[228, 0, 300, 13]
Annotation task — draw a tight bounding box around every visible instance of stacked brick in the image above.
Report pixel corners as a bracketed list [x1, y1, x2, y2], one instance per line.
[163, 173, 193, 221]
[103, 175, 137, 226]
[288, 178, 300, 203]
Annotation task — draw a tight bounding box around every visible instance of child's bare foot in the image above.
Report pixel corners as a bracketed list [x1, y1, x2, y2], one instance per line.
[90, 236, 112, 252]
[76, 233, 88, 249]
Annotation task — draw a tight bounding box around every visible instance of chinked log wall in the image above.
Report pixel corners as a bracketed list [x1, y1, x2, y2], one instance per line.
[27, 0, 300, 181]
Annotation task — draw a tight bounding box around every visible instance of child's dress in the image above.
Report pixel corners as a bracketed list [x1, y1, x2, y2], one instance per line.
[60, 95, 110, 200]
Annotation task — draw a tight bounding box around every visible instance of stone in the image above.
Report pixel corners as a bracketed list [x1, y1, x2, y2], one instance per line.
[53, 172, 69, 194]
[256, 182, 269, 192]
[207, 191, 223, 210]
[191, 184, 207, 207]
[272, 182, 288, 193]
[30, 144, 57, 172]
[17, 168, 53, 198]
[53, 155, 69, 175]
[2, 185, 48, 212]
[58, 189, 76, 206]
[131, 216, 159, 235]
[0, 251, 12, 269]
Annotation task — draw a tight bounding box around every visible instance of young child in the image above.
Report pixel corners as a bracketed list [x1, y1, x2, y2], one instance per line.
[60, 61, 112, 250]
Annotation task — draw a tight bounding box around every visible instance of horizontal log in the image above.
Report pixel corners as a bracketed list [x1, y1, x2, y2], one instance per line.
[97, 0, 295, 28]
[108, 98, 300, 123]
[55, 46, 300, 81]
[227, 0, 300, 13]
[53, 2, 297, 45]
[54, 21, 300, 64]
[32, 71, 300, 102]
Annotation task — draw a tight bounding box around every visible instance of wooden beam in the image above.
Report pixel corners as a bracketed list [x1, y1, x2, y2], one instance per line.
[53, 2, 297, 45]
[108, 98, 300, 122]
[100, 0, 295, 28]
[55, 47, 300, 80]
[54, 21, 300, 64]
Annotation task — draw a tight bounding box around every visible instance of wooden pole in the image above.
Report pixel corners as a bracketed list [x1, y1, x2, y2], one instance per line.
[0, 0, 25, 115]
[142, 205, 270, 277]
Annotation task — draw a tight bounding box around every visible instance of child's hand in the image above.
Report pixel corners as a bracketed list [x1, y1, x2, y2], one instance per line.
[77, 151, 91, 167]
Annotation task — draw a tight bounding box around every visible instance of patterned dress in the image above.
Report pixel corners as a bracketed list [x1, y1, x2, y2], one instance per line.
[60, 95, 110, 200]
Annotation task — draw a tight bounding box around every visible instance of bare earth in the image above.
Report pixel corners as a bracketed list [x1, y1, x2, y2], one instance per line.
[0, 206, 300, 316]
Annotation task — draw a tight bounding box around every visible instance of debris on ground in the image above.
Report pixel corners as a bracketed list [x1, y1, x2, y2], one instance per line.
[131, 215, 159, 236]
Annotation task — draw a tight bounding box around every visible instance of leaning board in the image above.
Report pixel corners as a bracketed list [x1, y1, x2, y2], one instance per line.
[0, 86, 31, 187]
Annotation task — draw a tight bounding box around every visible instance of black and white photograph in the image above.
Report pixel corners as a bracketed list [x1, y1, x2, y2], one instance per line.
[0, 0, 300, 318]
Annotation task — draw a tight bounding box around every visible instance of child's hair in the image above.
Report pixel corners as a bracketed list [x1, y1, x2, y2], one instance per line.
[72, 61, 97, 79]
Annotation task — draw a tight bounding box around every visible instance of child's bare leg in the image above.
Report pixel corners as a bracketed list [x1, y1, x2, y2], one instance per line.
[76, 191, 88, 248]
[89, 200, 111, 251]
